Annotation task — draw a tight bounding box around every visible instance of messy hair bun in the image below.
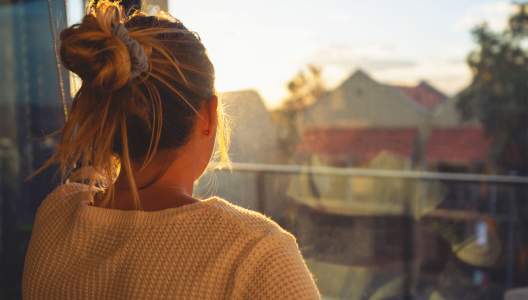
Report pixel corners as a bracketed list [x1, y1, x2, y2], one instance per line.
[39, 1, 230, 209]
[60, 5, 134, 91]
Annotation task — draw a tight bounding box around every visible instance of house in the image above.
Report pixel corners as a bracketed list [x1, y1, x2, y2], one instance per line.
[286, 70, 498, 298]
[297, 69, 487, 170]
[219, 90, 279, 164]
[297, 127, 419, 167]
[431, 95, 481, 127]
[426, 127, 490, 171]
[395, 81, 447, 109]
[301, 70, 430, 129]
[194, 90, 280, 210]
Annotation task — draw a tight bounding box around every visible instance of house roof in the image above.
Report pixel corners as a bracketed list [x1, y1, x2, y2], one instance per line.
[298, 126, 490, 165]
[302, 70, 429, 128]
[298, 127, 418, 163]
[426, 127, 490, 163]
[394, 81, 447, 109]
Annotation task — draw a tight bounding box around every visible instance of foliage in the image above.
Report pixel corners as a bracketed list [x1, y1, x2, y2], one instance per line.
[284, 65, 325, 110]
[273, 65, 325, 162]
[457, 3, 528, 173]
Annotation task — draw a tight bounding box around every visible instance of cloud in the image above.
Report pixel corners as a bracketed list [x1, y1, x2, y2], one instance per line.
[455, 1, 515, 32]
[310, 44, 417, 72]
[373, 58, 471, 95]
[310, 44, 471, 96]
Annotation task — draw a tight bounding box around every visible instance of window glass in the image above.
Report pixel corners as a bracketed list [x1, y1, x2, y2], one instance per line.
[2, 1, 528, 299]
[187, 1, 528, 298]
[0, 0, 68, 298]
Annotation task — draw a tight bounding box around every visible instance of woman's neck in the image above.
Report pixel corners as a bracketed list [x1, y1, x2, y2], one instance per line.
[105, 185, 199, 211]
[97, 151, 199, 211]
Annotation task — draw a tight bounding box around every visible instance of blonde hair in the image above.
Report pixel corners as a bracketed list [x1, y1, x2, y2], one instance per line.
[39, 1, 230, 209]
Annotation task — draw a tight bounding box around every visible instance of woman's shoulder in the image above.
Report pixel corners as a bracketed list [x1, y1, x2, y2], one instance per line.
[210, 197, 292, 238]
[44, 182, 98, 203]
[36, 182, 98, 216]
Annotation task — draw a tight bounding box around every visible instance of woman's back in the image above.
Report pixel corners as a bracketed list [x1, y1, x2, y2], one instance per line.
[22, 2, 320, 298]
[23, 183, 319, 299]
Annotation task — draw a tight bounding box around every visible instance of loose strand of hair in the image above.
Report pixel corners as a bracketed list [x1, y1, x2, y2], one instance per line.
[149, 72, 199, 115]
[216, 99, 232, 167]
[120, 115, 142, 210]
[138, 83, 163, 171]
[149, 43, 190, 86]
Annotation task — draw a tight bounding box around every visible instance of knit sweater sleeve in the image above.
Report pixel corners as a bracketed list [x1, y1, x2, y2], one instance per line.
[231, 229, 320, 300]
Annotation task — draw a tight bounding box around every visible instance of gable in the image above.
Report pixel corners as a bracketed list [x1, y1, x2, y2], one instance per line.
[302, 70, 428, 128]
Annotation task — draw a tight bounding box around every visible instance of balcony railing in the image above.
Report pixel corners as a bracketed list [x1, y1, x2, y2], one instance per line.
[199, 162, 528, 299]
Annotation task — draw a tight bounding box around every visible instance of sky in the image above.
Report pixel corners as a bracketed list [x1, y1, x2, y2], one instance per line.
[67, 0, 518, 108]
[167, 0, 519, 108]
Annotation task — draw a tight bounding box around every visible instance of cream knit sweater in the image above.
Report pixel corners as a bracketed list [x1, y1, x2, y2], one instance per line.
[22, 183, 320, 299]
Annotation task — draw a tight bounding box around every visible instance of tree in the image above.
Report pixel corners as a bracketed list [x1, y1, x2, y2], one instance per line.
[284, 65, 325, 110]
[272, 65, 325, 162]
[458, 3, 528, 284]
[458, 2, 528, 174]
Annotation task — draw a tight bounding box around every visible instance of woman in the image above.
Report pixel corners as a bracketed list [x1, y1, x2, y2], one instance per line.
[22, 2, 320, 299]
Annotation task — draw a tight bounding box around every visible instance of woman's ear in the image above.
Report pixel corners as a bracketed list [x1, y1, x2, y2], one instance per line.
[200, 96, 218, 136]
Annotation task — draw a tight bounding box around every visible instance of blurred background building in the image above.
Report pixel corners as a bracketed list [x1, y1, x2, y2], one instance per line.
[2, 0, 528, 299]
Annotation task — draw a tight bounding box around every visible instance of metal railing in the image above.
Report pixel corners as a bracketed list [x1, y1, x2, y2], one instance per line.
[204, 162, 528, 299]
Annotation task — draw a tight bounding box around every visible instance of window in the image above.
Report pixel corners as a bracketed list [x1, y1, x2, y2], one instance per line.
[2, 1, 528, 299]
[0, 1, 68, 298]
